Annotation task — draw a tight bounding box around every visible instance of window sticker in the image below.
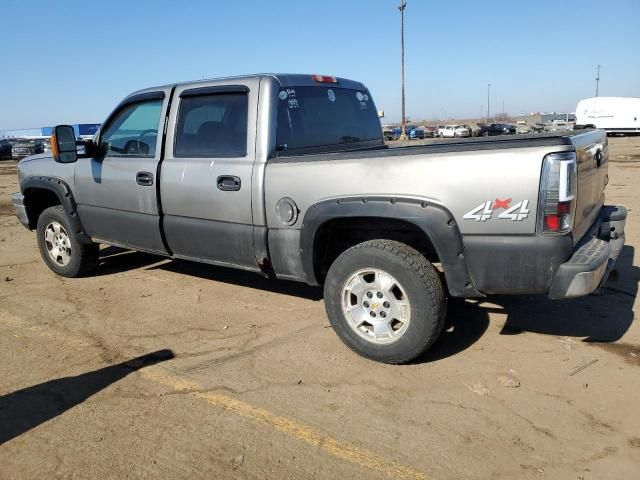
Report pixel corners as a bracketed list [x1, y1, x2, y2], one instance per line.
[288, 98, 300, 109]
[278, 90, 289, 101]
[327, 89, 336, 102]
[356, 92, 364, 102]
[363, 94, 369, 102]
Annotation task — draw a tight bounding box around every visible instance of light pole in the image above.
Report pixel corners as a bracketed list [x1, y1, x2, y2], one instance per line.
[595, 64, 601, 97]
[399, 0, 407, 140]
[487, 83, 491, 121]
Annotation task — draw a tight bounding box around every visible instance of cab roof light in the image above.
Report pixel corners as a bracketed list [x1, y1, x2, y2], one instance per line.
[312, 74, 338, 84]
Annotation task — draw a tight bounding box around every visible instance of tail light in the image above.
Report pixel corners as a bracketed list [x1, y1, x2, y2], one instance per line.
[538, 152, 577, 234]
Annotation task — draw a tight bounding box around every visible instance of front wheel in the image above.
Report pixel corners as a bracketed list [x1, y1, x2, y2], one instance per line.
[324, 240, 446, 364]
[36, 205, 99, 277]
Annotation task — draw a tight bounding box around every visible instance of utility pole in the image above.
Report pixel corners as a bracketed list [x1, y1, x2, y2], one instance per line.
[595, 64, 601, 97]
[502, 100, 505, 115]
[487, 83, 491, 121]
[399, 0, 407, 140]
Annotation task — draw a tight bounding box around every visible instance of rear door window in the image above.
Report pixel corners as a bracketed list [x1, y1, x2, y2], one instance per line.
[174, 93, 248, 157]
[276, 86, 382, 155]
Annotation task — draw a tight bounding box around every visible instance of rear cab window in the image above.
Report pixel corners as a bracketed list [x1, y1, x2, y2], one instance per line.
[276, 86, 383, 156]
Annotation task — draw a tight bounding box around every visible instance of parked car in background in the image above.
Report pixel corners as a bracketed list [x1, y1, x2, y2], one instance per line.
[0, 139, 14, 160]
[479, 123, 517, 136]
[546, 121, 573, 132]
[382, 125, 396, 141]
[11, 140, 44, 159]
[408, 126, 425, 140]
[439, 125, 470, 138]
[12, 142, 35, 159]
[422, 126, 437, 138]
[516, 122, 532, 134]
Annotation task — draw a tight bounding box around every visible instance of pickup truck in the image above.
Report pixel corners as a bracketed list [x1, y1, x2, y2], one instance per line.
[12, 73, 626, 364]
[479, 123, 517, 136]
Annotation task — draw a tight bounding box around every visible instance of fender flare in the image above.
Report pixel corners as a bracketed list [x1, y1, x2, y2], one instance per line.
[21, 176, 92, 243]
[299, 196, 483, 298]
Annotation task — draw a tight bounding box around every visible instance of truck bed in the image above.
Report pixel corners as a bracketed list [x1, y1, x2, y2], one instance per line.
[271, 131, 598, 164]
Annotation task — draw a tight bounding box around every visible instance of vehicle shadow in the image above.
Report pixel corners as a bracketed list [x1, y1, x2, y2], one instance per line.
[94, 246, 323, 301]
[95, 246, 165, 275]
[153, 259, 323, 301]
[414, 297, 491, 363]
[0, 349, 174, 446]
[496, 245, 637, 342]
[413, 245, 638, 363]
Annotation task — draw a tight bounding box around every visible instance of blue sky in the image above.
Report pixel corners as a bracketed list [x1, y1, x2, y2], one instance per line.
[1, 0, 639, 129]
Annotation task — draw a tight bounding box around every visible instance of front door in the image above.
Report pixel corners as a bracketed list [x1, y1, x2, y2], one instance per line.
[74, 91, 170, 253]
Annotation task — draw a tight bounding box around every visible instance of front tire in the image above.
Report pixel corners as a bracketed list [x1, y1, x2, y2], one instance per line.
[36, 205, 99, 277]
[324, 240, 446, 364]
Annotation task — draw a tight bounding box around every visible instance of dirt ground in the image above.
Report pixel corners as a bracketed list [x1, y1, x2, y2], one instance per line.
[1, 137, 639, 480]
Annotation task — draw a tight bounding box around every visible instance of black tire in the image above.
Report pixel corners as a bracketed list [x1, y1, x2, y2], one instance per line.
[36, 205, 99, 277]
[324, 240, 446, 364]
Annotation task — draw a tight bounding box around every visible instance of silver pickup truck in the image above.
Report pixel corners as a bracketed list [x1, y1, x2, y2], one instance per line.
[12, 73, 626, 363]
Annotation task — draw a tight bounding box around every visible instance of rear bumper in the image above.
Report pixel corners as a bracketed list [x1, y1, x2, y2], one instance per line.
[548, 205, 626, 299]
[11, 192, 30, 229]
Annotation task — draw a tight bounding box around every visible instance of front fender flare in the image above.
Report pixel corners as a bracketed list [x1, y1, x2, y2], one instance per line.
[299, 196, 482, 298]
[21, 176, 91, 243]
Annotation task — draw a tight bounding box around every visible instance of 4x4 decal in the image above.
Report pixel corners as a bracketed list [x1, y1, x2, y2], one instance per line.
[463, 198, 530, 222]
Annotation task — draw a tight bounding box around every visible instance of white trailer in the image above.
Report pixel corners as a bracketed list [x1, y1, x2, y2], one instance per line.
[575, 97, 640, 135]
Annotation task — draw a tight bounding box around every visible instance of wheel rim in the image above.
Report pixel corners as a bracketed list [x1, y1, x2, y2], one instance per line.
[340, 268, 411, 344]
[44, 221, 72, 267]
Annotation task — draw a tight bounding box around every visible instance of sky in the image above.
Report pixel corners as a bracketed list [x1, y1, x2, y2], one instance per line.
[1, 0, 639, 130]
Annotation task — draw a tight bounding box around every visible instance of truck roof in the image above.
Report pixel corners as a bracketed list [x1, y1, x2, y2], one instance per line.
[128, 73, 368, 98]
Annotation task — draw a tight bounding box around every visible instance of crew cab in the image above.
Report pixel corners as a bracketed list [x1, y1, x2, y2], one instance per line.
[12, 73, 626, 364]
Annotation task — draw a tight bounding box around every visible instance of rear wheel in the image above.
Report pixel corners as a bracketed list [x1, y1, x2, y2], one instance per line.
[36, 205, 99, 277]
[324, 240, 446, 364]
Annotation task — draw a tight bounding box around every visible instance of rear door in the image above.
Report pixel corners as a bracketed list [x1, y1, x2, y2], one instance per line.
[75, 89, 171, 253]
[160, 79, 260, 270]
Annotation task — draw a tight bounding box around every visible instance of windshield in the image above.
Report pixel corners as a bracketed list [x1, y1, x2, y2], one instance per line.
[276, 86, 382, 155]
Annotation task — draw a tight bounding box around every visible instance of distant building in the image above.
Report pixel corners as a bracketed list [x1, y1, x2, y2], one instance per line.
[0, 123, 100, 139]
[539, 113, 576, 123]
[516, 113, 575, 124]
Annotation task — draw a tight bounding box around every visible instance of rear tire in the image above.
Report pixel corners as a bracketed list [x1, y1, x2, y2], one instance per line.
[324, 240, 447, 364]
[36, 205, 99, 277]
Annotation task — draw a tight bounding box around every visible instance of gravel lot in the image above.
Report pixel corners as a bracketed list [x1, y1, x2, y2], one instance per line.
[1, 137, 639, 479]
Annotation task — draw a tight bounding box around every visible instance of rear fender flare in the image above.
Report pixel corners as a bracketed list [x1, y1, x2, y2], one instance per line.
[299, 196, 482, 297]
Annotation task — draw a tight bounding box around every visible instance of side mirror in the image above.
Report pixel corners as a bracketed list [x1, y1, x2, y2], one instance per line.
[51, 125, 77, 163]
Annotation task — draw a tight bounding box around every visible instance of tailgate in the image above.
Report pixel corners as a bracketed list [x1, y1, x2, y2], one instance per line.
[572, 130, 608, 242]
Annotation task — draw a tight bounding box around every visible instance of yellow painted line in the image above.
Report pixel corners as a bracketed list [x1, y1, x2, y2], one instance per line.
[143, 367, 432, 480]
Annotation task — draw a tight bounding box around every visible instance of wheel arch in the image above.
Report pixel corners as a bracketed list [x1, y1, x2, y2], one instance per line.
[22, 176, 91, 242]
[300, 197, 483, 298]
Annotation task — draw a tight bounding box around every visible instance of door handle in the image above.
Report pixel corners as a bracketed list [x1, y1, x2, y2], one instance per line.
[136, 171, 154, 186]
[217, 175, 241, 191]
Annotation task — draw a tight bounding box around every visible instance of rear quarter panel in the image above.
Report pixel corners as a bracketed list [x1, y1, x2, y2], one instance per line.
[265, 145, 571, 235]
